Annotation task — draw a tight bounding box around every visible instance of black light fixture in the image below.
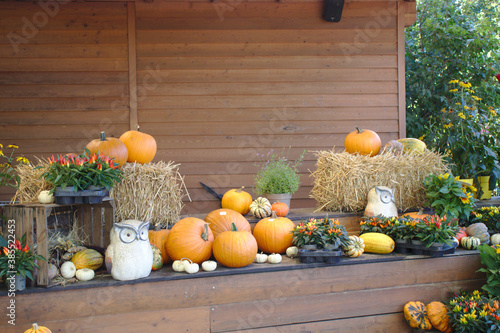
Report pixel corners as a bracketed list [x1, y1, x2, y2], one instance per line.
[323, 0, 345, 22]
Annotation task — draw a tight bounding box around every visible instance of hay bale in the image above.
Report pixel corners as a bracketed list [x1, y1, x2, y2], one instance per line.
[110, 161, 189, 228]
[12, 158, 53, 203]
[310, 150, 448, 213]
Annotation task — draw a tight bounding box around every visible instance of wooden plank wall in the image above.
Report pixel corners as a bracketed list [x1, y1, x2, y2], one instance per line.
[0, 0, 416, 213]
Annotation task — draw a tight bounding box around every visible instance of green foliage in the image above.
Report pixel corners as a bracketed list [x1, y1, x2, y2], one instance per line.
[478, 244, 500, 298]
[470, 206, 500, 232]
[447, 289, 500, 332]
[0, 144, 29, 190]
[406, 0, 500, 139]
[253, 148, 305, 195]
[292, 217, 350, 248]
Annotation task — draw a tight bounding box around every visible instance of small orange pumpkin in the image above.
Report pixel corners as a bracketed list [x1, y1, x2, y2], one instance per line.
[344, 127, 381, 157]
[252, 211, 295, 254]
[85, 131, 128, 167]
[148, 229, 171, 264]
[24, 323, 52, 333]
[271, 201, 289, 217]
[119, 129, 157, 164]
[455, 227, 467, 243]
[165, 217, 214, 264]
[204, 208, 251, 239]
[213, 223, 258, 268]
[221, 186, 253, 215]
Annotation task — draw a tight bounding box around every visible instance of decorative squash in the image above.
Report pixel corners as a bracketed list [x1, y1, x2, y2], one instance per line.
[255, 252, 268, 263]
[383, 140, 404, 154]
[403, 301, 432, 330]
[267, 253, 282, 264]
[75, 268, 95, 281]
[455, 227, 468, 243]
[71, 249, 103, 270]
[344, 127, 381, 157]
[119, 129, 157, 164]
[201, 260, 217, 272]
[286, 246, 299, 258]
[38, 190, 55, 204]
[60, 261, 76, 279]
[491, 233, 500, 245]
[85, 131, 128, 167]
[221, 186, 253, 215]
[172, 259, 189, 272]
[342, 235, 365, 258]
[165, 217, 214, 264]
[359, 233, 394, 254]
[204, 208, 251, 239]
[213, 223, 258, 268]
[148, 229, 171, 264]
[249, 197, 272, 219]
[397, 138, 427, 154]
[466, 223, 490, 244]
[183, 259, 200, 274]
[271, 201, 289, 217]
[24, 323, 52, 333]
[426, 301, 453, 333]
[150, 244, 163, 271]
[253, 211, 295, 254]
[461, 236, 481, 250]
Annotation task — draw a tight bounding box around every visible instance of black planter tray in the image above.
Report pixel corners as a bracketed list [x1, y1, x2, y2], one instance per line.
[394, 242, 456, 257]
[54, 188, 109, 205]
[298, 249, 342, 264]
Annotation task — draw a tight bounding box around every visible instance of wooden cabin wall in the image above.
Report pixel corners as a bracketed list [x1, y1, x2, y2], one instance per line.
[0, 0, 416, 213]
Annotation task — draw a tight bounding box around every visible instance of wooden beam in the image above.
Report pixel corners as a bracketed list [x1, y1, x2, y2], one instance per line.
[127, 2, 138, 130]
[397, 0, 406, 137]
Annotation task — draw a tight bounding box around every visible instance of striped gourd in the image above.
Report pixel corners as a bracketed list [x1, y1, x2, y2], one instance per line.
[249, 197, 272, 219]
[461, 236, 481, 250]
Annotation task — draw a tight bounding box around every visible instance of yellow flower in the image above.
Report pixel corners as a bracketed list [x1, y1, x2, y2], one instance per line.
[459, 81, 472, 88]
[449, 79, 459, 84]
[496, 247, 500, 254]
[441, 108, 447, 113]
[489, 109, 497, 116]
[458, 112, 466, 119]
[0, 150, 3, 157]
[449, 89, 459, 93]
[471, 95, 482, 101]
[455, 102, 462, 106]
[419, 134, 426, 140]
[7, 144, 18, 149]
[464, 105, 471, 110]
[444, 123, 453, 129]
[16, 157, 29, 165]
[0, 143, 3, 149]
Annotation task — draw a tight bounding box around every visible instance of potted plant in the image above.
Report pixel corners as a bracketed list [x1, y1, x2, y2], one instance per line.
[413, 215, 458, 247]
[292, 218, 324, 250]
[253, 148, 305, 208]
[359, 215, 396, 235]
[0, 234, 46, 291]
[424, 173, 477, 221]
[448, 290, 500, 331]
[318, 217, 350, 250]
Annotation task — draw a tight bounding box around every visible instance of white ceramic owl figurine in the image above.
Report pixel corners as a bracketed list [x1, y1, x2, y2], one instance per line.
[364, 186, 398, 218]
[105, 220, 153, 281]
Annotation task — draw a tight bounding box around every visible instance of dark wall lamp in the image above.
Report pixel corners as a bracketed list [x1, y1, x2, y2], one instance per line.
[323, 0, 345, 22]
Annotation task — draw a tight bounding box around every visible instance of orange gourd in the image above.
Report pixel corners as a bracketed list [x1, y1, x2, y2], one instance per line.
[455, 227, 467, 243]
[221, 186, 253, 215]
[213, 223, 258, 268]
[85, 131, 128, 167]
[24, 323, 52, 333]
[166, 217, 214, 264]
[119, 129, 157, 164]
[426, 302, 453, 333]
[204, 208, 251, 239]
[148, 229, 171, 264]
[252, 211, 295, 254]
[344, 127, 381, 157]
[403, 301, 432, 330]
[271, 201, 289, 217]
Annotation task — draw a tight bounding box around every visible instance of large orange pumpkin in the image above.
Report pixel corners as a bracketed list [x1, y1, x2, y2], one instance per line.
[252, 212, 295, 254]
[204, 208, 251, 239]
[221, 186, 253, 215]
[166, 217, 214, 264]
[213, 223, 258, 268]
[148, 229, 171, 264]
[119, 129, 157, 164]
[344, 127, 381, 157]
[85, 131, 128, 167]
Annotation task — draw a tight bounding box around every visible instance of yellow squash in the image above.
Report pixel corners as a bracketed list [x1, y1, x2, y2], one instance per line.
[397, 138, 426, 154]
[359, 232, 394, 254]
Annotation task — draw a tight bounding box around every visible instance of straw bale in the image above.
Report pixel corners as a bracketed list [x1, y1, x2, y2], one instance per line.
[310, 149, 448, 213]
[12, 158, 53, 203]
[110, 161, 189, 228]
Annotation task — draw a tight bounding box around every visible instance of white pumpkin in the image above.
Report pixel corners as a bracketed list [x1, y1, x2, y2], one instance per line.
[38, 190, 55, 204]
[201, 260, 217, 272]
[286, 246, 299, 258]
[60, 261, 76, 279]
[76, 268, 95, 281]
[491, 233, 500, 245]
[172, 259, 190, 272]
[268, 253, 282, 264]
[254, 252, 268, 263]
[185, 261, 199, 274]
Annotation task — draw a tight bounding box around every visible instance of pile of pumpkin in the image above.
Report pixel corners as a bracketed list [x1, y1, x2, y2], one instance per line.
[456, 222, 500, 250]
[404, 301, 452, 332]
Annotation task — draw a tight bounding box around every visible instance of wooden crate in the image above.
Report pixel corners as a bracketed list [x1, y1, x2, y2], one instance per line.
[1, 198, 114, 286]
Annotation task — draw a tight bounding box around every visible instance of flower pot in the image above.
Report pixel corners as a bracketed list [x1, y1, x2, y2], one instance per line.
[411, 239, 423, 246]
[15, 274, 26, 291]
[266, 193, 292, 209]
[474, 176, 491, 200]
[395, 238, 408, 245]
[324, 244, 339, 251]
[301, 244, 318, 251]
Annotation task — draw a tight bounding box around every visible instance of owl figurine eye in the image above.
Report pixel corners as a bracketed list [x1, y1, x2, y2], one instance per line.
[380, 193, 392, 204]
[138, 222, 149, 241]
[119, 227, 138, 244]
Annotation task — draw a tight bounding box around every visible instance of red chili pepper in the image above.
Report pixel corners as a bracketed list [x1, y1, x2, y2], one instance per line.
[2, 247, 9, 256]
[22, 244, 29, 253]
[98, 162, 102, 170]
[14, 239, 21, 250]
[496, 74, 500, 82]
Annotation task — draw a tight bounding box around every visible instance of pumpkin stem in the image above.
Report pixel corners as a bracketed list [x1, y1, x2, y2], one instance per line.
[236, 186, 245, 193]
[32, 324, 39, 330]
[99, 131, 107, 141]
[201, 223, 210, 241]
[355, 126, 364, 134]
[271, 211, 278, 219]
[231, 222, 238, 232]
